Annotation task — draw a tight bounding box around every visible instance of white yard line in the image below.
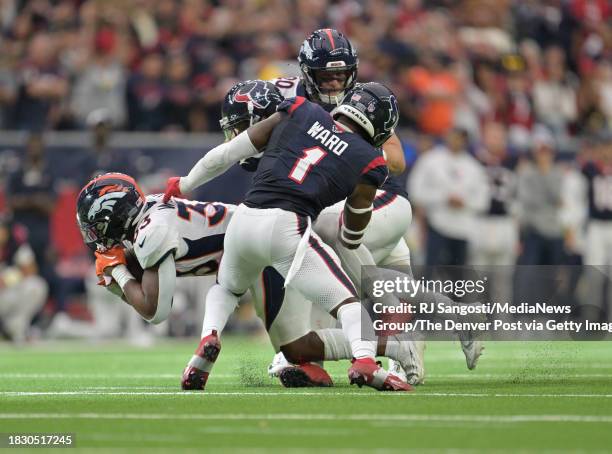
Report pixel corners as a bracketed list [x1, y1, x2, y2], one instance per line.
[0, 412, 611, 424]
[0, 373, 237, 379]
[2, 390, 612, 398]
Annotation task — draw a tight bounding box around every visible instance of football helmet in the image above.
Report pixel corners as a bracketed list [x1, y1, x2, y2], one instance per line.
[298, 29, 358, 106]
[219, 80, 284, 140]
[76, 173, 146, 251]
[333, 82, 399, 147]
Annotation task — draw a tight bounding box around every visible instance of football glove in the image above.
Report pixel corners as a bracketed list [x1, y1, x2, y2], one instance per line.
[163, 176, 183, 203]
[95, 246, 127, 281]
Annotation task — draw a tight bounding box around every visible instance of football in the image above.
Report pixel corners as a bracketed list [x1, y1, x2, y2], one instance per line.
[124, 247, 144, 282]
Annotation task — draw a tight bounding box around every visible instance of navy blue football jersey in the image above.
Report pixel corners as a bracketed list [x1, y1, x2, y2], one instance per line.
[583, 161, 612, 221]
[244, 97, 389, 218]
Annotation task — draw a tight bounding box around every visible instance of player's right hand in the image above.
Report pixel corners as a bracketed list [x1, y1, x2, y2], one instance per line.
[95, 246, 127, 279]
[163, 176, 183, 203]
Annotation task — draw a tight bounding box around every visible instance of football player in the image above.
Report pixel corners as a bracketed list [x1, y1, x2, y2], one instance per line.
[164, 81, 412, 391]
[211, 80, 424, 387]
[76, 173, 235, 327]
[201, 80, 479, 388]
[266, 29, 483, 381]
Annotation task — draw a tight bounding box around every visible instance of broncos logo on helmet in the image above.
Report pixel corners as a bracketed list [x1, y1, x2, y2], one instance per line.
[76, 173, 146, 251]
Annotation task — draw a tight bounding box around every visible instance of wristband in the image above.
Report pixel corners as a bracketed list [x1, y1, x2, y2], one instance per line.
[346, 204, 373, 214]
[111, 265, 135, 291]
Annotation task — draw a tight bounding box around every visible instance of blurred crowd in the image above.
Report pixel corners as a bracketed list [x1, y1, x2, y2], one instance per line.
[0, 0, 609, 138]
[0, 0, 610, 342]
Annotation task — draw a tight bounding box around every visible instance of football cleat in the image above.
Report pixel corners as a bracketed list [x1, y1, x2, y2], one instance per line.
[460, 339, 484, 370]
[348, 358, 412, 392]
[181, 366, 209, 391]
[454, 305, 485, 370]
[268, 351, 292, 378]
[396, 340, 426, 386]
[180, 330, 221, 391]
[388, 359, 407, 383]
[278, 363, 334, 388]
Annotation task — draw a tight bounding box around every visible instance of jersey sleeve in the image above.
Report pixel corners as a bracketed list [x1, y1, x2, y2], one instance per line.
[359, 152, 389, 188]
[134, 209, 179, 269]
[277, 96, 307, 116]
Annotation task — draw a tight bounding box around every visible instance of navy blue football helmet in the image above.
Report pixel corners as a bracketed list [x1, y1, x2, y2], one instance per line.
[219, 80, 284, 140]
[333, 82, 399, 147]
[298, 29, 358, 106]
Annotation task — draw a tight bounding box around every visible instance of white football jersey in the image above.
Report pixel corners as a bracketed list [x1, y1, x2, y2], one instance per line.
[269, 77, 302, 99]
[132, 194, 236, 276]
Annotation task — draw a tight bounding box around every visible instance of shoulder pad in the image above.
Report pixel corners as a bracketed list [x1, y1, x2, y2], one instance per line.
[277, 96, 307, 116]
[134, 215, 179, 269]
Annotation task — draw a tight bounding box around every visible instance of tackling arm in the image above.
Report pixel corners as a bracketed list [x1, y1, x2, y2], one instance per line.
[177, 112, 286, 194]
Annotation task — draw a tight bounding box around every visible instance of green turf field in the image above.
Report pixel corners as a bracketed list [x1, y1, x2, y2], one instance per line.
[1, 338, 611, 452]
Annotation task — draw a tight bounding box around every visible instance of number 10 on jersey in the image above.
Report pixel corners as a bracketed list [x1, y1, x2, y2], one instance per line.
[289, 147, 327, 184]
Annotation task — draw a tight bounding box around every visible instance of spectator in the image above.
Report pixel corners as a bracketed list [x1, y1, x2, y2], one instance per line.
[126, 51, 165, 131]
[499, 54, 535, 152]
[472, 121, 519, 305]
[71, 27, 127, 129]
[162, 54, 193, 131]
[5, 133, 56, 271]
[12, 33, 68, 131]
[78, 109, 140, 184]
[406, 51, 460, 137]
[409, 128, 489, 266]
[0, 55, 17, 129]
[516, 126, 565, 266]
[0, 216, 48, 343]
[533, 46, 578, 139]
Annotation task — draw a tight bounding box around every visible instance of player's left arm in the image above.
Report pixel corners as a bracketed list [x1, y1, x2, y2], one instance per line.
[99, 253, 176, 324]
[119, 254, 176, 324]
[381, 133, 405, 176]
[172, 112, 287, 197]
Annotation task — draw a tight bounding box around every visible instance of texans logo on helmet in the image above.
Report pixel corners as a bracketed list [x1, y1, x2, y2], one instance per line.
[233, 83, 271, 109]
[384, 95, 399, 131]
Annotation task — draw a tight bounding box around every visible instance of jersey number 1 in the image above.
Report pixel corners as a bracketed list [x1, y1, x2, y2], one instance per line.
[288, 147, 327, 184]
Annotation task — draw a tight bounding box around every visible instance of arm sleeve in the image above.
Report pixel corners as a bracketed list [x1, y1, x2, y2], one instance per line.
[277, 96, 306, 116]
[146, 254, 176, 324]
[180, 130, 259, 193]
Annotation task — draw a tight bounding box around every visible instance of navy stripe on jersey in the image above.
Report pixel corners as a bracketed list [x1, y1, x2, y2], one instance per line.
[373, 191, 397, 210]
[177, 234, 225, 262]
[296, 214, 308, 236]
[308, 236, 357, 297]
[261, 266, 286, 330]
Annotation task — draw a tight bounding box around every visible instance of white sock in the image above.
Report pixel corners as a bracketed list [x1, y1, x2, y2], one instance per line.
[337, 302, 376, 359]
[200, 284, 238, 338]
[315, 328, 352, 360]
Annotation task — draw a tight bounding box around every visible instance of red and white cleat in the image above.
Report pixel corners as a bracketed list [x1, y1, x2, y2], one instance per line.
[348, 358, 412, 392]
[278, 363, 334, 388]
[181, 330, 221, 391]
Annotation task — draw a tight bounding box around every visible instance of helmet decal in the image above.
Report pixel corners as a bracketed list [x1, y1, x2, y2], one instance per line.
[87, 191, 128, 221]
[233, 83, 272, 110]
